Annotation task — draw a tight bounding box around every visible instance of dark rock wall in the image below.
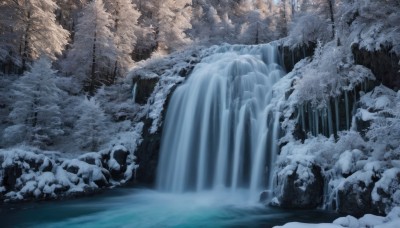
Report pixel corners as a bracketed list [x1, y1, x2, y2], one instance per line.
[353, 44, 400, 91]
[272, 163, 324, 209]
[132, 77, 159, 105]
[278, 42, 317, 72]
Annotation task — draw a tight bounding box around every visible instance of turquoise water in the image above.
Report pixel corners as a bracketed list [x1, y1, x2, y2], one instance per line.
[1, 187, 339, 228]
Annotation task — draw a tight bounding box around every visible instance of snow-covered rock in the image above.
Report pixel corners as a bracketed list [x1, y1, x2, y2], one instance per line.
[372, 168, 400, 215]
[0, 145, 138, 202]
[275, 207, 400, 228]
[272, 154, 324, 209]
[335, 170, 379, 216]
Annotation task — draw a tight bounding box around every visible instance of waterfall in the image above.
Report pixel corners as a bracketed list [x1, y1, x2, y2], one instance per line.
[156, 44, 285, 200]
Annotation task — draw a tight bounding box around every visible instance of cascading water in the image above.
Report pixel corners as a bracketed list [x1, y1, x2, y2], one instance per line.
[156, 44, 285, 201]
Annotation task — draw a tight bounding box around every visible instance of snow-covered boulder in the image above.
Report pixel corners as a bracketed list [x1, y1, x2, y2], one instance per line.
[0, 149, 54, 192]
[105, 145, 130, 180]
[61, 159, 110, 188]
[0, 145, 138, 202]
[372, 168, 400, 215]
[272, 158, 324, 209]
[334, 149, 365, 177]
[335, 170, 379, 216]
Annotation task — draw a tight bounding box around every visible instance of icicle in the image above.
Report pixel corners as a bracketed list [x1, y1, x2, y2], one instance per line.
[300, 104, 306, 131]
[291, 51, 295, 69]
[309, 103, 314, 135]
[321, 109, 326, 137]
[315, 109, 319, 136]
[132, 83, 137, 103]
[334, 97, 339, 133]
[327, 100, 334, 136]
[352, 88, 357, 117]
[345, 91, 350, 130]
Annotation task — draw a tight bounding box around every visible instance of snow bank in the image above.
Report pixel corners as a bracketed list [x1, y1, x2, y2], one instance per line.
[275, 207, 400, 228]
[0, 145, 138, 202]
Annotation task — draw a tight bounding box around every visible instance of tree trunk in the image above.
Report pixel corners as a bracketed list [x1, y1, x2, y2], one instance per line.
[327, 0, 335, 39]
[281, 0, 288, 36]
[22, 11, 32, 72]
[112, 60, 118, 84]
[90, 31, 97, 96]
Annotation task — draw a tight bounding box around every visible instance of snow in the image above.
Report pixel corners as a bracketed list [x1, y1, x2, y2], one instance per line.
[359, 214, 386, 227]
[359, 109, 376, 121]
[278, 207, 400, 228]
[376, 219, 400, 228]
[335, 150, 363, 175]
[372, 168, 400, 212]
[333, 215, 360, 227]
[273, 222, 341, 228]
[333, 208, 400, 228]
[337, 170, 375, 191]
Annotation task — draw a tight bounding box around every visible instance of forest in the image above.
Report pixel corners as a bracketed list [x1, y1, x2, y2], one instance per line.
[1, 0, 400, 227]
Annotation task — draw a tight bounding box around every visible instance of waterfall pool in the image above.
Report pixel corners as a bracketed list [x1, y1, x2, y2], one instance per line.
[2, 187, 340, 228]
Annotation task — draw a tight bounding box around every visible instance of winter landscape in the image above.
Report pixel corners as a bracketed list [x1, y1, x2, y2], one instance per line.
[0, 0, 400, 227]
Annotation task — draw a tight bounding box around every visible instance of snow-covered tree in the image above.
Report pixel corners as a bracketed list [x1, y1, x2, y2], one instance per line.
[130, 0, 157, 60]
[3, 58, 64, 147]
[337, 0, 400, 54]
[286, 12, 330, 47]
[156, 0, 192, 53]
[239, 9, 273, 44]
[104, 0, 141, 81]
[73, 97, 109, 151]
[0, 0, 69, 71]
[55, 0, 88, 32]
[63, 0, 116, 95]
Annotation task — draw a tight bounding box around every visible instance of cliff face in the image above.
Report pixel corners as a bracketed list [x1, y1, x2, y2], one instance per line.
[278, 42, 317, 72]
[131, 48, 202, 185]
[353, 44, 400, 91]
[268, 43, 400, 216]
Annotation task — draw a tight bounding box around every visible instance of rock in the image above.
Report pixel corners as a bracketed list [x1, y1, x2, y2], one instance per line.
[336, 170, 379, 216]
[2, 165, 22, 191]
[259, 190, 270, 203]
[107, 146, 130, 180]
[80, 156, 97, 166]
[0, 148, 138, 203]
[352, 44, 400, 90]
[273, 162, 324, 209]
[277, 42, 316, 72]
[135, 118, 162, 184]
[65, 164, 79, 175]
[94, 169, 111, 188]
[135, 84, 179, 184]
[372, 168, 400, 215]
[133, 77, 159, 105]
[113, 148, 128, 168]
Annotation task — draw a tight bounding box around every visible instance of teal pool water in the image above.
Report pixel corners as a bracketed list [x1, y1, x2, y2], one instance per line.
[1, 187, 340, 228]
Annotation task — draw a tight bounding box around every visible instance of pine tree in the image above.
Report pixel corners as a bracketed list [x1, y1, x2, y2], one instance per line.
[73, 97, 109, 151]
[63, 0, 116, 95]
[0, 0, 69, 71]
[3, 58, 64, 147]
[156, 0, 192, 53]
[104, 0, 141, 81]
